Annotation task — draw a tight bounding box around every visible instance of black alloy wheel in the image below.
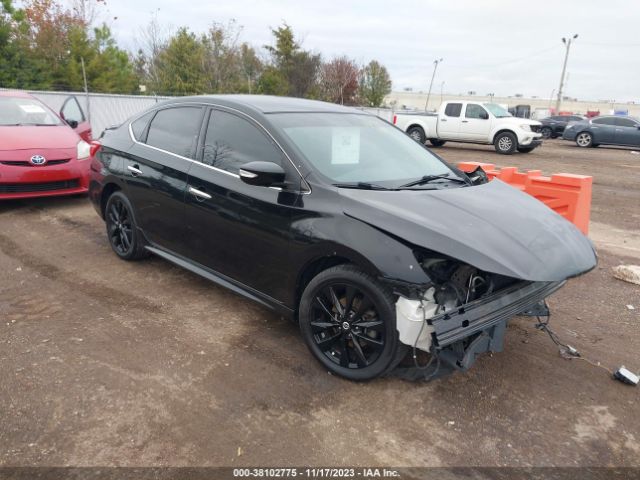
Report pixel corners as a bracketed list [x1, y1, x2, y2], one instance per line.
[105, 191, 148, 260]
[540, 126, 553, 139]
[299, 265, 406, 380]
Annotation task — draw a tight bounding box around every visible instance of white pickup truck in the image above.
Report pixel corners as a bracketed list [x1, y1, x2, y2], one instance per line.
[393, 101, 543, 154]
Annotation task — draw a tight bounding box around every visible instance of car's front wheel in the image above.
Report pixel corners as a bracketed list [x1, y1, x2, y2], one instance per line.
[105, 191, 148, 260]
[575, 132, 593, 148]
[494, 132, 517, 154]
[540, 126, 553, 139]
[429, 139, 446, 147]
[299, 265, 406, 380]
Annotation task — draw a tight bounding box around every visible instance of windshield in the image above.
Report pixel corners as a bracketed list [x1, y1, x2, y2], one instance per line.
[270, 113, 456, 187]
[483, 103, 512, 118]
[0, 97, 62, 126]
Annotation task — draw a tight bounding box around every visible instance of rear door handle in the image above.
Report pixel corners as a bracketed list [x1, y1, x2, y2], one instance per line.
[127, 165, 142, 176]
[462, 120, 469, 123]
[188, 186, 212, 201]
[441, 119, 447, 122]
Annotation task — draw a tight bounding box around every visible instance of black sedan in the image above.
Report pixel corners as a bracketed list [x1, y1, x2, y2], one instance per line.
[88, 95, 597, 381]
[539, 115, 585, 139]
[563, 115, 640, 148]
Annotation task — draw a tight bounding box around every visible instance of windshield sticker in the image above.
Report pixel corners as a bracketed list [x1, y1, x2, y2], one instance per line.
[332, 127, 360, 164]
[18, 104, 47, 114]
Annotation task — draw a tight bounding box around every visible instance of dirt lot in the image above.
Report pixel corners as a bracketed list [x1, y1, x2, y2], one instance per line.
[0, 139, 639, 468]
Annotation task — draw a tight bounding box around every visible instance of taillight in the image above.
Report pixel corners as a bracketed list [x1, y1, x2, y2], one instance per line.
[393, 115, 397, 125]
[89, 141, 101, 157]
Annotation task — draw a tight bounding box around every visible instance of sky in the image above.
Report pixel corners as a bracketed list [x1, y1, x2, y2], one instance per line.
[87, 0, 640, 102]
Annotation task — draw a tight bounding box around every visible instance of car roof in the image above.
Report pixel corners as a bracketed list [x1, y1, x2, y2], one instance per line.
[162, 94, 360, 115]
[0, 90, 35, 99]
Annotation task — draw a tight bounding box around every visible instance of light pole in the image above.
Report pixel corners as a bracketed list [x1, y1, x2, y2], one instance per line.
[425, 58, 443, 111]
[555, 34, 578, 113]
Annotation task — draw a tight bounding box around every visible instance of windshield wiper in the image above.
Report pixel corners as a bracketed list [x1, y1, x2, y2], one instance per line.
[333, 182, 395, 191]
[398, 174, 468, 188]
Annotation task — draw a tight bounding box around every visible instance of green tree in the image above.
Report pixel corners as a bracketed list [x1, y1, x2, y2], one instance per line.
[359, 60, 392, 107]
[263, 22, 320, 98]
[155, 27, 207, 95]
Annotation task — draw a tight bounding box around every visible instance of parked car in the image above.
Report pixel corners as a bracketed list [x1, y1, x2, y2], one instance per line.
[89, 95, 596, 381]
[563, 115, 640, 148]
[0, 91, 93, 199]
[393, 101, 543, 154]
[539, 115, 585, 139]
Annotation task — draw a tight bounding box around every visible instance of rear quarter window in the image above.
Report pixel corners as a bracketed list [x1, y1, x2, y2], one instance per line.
[130, 111, 155, 141]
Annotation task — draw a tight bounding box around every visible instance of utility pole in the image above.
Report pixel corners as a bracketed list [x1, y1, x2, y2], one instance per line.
[424, 58, 443, 111]
[80, 56, 90, 122]
[555, 34, 578, 113]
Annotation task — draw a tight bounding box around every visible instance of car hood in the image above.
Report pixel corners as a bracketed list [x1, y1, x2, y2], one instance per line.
[501, 117, 541, 127]
[339, 180, 597, 282]
[0, 125, 80, 151]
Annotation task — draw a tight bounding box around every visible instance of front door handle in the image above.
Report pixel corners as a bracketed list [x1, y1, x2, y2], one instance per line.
[188, 186, 212, 201]
[127, 165, 142, 176]
[462, 120, 469, 123]
[441, 119, 447, 122]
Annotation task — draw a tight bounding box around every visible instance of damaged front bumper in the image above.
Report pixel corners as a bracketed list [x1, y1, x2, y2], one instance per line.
[395, 280, 565, 377]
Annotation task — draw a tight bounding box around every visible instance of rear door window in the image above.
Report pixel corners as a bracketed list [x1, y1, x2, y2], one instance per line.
[444, 103, 462, 117]
[146, 106, 203, 159]
[592, 117, 616, 126]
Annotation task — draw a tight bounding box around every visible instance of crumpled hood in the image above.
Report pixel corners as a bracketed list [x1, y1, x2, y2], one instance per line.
[339, 180, 597, 282]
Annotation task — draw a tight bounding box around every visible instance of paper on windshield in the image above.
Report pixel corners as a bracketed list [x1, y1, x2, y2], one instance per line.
[331, 127, 360, 164]
[18, 104, 47, 114]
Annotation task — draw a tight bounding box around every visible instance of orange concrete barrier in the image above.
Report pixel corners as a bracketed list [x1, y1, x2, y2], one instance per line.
[457, 162, 592, 235]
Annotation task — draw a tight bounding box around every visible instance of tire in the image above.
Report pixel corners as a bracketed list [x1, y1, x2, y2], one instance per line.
[429, 139, 446, 147]
[540, 127, 552, 139]
[517, 147, 535, 153]
[575, 132, 593, 148]
[494, 131, 518, 154]
[299, 265, 407, 381]
[105, 191, 148, 260]
[407, 126, 426, 144]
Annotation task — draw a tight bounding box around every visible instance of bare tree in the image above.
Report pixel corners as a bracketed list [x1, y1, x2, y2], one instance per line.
[136, 10, 169, 92]
[320, 55, 359, 105]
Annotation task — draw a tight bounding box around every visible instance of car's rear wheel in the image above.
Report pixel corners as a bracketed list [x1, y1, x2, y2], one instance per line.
[429, 139, 446, 147]
[540, 126, 552, 139]
[575, 132, 593, 148]
[494, 132, 517, 154]
[407, 126, 426, 144]
[105, 191, 148, 260]
[299, 265, 406, 381]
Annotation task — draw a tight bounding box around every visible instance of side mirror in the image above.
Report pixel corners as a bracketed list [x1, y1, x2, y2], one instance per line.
[66, 119, 79, 129]
[479, 112, 489, 120]
[239, 161, 286, 187]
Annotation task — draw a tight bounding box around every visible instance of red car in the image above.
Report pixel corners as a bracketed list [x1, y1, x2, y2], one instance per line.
[0, 91, 94, 200]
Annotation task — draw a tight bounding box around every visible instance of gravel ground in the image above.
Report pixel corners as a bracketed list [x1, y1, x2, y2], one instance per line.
[0, 139, 638, 468]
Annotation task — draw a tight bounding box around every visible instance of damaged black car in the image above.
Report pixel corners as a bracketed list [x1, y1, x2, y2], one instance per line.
[88, 95, 597, 381]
